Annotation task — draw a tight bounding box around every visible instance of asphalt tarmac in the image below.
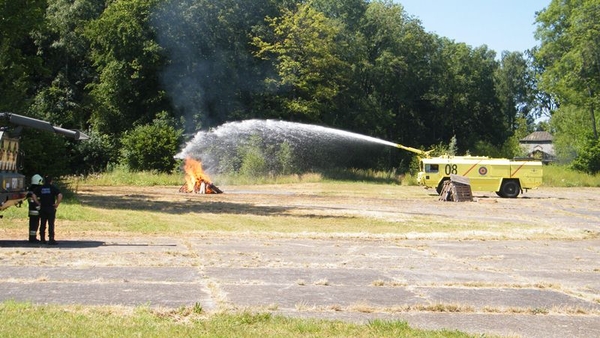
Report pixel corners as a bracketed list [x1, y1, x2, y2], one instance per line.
[1, 235, 599, 338]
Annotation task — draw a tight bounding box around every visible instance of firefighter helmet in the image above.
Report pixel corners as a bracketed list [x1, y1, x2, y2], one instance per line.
[31, 174, 43, 185]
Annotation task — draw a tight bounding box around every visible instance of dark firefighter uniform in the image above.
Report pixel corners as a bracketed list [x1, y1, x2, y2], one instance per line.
[32, 176, 62, 245]
[26, 174, 43, 243]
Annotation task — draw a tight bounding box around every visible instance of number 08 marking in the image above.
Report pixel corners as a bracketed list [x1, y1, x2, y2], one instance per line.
[444, 164, 458, 175]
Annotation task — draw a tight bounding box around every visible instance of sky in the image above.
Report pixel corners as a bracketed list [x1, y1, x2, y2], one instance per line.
[396, 0, 552, 54]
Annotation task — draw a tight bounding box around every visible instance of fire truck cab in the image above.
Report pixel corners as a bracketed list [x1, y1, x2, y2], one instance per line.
[417, 155, 543, 198]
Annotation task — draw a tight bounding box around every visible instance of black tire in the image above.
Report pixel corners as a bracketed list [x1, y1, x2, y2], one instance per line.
[495, 191, 505, 198]
[500, 180, 520, 198]
[436, 178, 450, 195]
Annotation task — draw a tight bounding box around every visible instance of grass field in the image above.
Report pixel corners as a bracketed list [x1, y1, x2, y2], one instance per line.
[0, 301, 475, 338]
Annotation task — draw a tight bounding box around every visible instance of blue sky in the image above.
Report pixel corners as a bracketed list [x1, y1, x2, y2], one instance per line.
[396, 0, 552, 54]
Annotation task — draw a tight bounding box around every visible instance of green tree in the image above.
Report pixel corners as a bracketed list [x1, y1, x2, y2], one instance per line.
[535, 0, 600, 170]
[0, 0, 95, 178]
[535, 0, 600, 137]
[253, 2, 351, 122]
[29, 0, 104, 128]
[311, 0, 366, 31]
[528, 47, 559, 121]
[428, 40, 504, 152]
[550, 104, 590, 162]
[0, 0, 46, 112]
[495, 51, 535, 131]
[86, 0, 170, 136]
[355, 0, 434, 145]
[307, 0, 368, 129]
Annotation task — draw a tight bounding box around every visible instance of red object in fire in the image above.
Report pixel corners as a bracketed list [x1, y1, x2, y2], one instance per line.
[179, 157, 223, 194]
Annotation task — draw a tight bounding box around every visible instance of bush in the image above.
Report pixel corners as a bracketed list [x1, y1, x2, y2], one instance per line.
[71, 130, 118, 174]
[234, 136, 301, 178]
[239, 146, 269, 177]
[277, 141, 295, 175]
[20, 129, 70, 178]
[120, 113, 183, 173]
[571, 136, 600, 174]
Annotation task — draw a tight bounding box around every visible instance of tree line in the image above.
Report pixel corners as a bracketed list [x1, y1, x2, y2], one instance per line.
[1, 0, 598, 177]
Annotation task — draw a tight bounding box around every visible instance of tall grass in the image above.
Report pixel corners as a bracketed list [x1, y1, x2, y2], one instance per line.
[542, 164, 600, 187]
[320, 168, 402, 184]
[64, 167, 407, 187]
[67, 168, 183, 186]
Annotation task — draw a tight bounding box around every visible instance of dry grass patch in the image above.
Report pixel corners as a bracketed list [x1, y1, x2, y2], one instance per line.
[371, 279, 407, 287]
[313, 278, 330, 286]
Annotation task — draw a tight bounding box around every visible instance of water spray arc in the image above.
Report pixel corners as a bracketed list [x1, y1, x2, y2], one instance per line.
[176, 119, 405, 175]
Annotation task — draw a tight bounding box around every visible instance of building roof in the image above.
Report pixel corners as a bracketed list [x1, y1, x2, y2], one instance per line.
[520, 131, 553, 143]
[522, 143, 555, 157]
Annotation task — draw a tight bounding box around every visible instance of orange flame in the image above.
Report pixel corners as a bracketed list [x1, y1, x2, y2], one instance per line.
[182, 157, 213, 193]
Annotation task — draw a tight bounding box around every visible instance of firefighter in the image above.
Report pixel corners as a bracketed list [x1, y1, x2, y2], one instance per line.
[26, 174, 43, 242]
[32, 176, 63, 245]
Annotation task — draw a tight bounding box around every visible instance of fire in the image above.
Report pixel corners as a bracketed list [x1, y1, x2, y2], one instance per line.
[180, 157, 221, 194]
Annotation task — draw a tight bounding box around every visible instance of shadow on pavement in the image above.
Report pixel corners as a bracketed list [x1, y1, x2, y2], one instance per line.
[76, 193, 354, 219]
[0, 240, 105, 248]
[0, 240, 179, 248]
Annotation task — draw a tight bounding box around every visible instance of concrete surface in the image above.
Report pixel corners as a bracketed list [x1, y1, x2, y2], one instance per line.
[0, 235, 599, 338]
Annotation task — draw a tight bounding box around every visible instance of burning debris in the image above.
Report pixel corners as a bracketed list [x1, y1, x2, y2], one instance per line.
[179, 157, 223, 194]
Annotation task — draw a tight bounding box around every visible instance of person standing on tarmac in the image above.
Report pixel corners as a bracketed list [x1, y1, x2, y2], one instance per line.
[26, 174, 44, 243]
[32, 176, 63, 245]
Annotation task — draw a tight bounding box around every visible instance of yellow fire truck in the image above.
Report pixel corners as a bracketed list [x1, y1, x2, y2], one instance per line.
[396, 144, 543, 198]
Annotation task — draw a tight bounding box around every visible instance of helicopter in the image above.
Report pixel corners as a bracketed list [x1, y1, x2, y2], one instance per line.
[0, 112, 88, 212]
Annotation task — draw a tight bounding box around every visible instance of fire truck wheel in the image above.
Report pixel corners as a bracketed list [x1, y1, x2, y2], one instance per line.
[500, 180, 520, 198]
